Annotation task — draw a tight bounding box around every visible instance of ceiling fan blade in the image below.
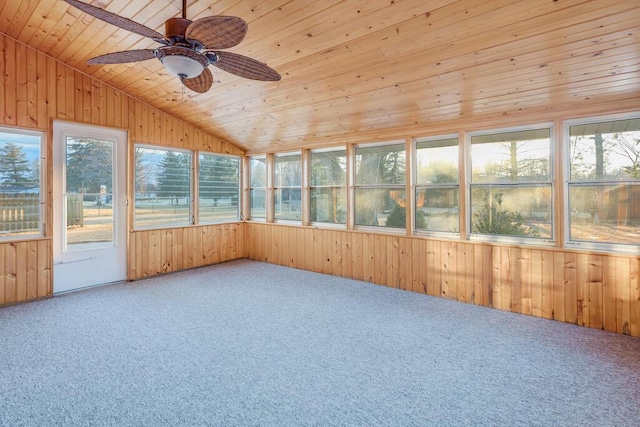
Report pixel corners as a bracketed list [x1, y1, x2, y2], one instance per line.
[209, 51, 281, 81]
[63, 0, 165, 41]
[183, 68, 214, 93]
[87, 49, 157, 65]
[185, 16, 248, 49]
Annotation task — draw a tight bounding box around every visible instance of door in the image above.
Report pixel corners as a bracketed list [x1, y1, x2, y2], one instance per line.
[53, 121, 128, 293]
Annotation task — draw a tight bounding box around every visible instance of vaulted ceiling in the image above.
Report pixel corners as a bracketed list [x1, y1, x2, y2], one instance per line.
[1, 0, 639, 153]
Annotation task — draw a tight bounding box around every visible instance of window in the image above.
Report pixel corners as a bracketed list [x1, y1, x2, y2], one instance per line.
[274, 153, 302, 221]
[310, 149, 347, 224]
[249, 156, 267, 219]
[0, 128, 44, 239]
[134, 145, 192, 229]
[469, 127, 553, 241]
[567, 115, 640, 251]
[415, 136, 459, 233]
[354, 142, 406, 229]
[198, 153, 240, 223]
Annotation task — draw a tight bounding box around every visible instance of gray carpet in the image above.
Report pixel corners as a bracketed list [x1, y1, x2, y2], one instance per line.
[0, 259, 638, 427]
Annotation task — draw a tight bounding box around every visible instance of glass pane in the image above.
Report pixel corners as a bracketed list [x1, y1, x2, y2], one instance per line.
[311, 150, 347, 186]
[569, 119, 640, 181]
[250, 157, 266, 187]
[250, 189, 266, 219]
[470, 185, 552, 239]
[65, 137, 114, 248]
[568, 184, 640, 245]
[134, 146, 191, 229]
[355, 188, 407, 228]
[274, 153, 302, 187]
[415, 187, 459, 232]
[310, 187, 346, 224]
[471, 128, 551, 183]
[274, 188, 301, 220]
[416, 138, 459, 184]
[0, 130, 42, 237]
[198, 154, 240, 223]
[355, 143, 405, 185]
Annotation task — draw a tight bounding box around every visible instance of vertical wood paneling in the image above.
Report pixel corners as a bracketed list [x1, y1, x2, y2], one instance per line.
[0, 33, 243, 306]
[15, 42, 28, 127]
[5, 243, 17, 304]
[128, 223, 246, 281]
[0, 34, 5, 123]
[541, 251, 554, 320]
[362, 233, 375, 283]
[0, 244, 5, 306]
[615, 257, 630, 335]
[531, 250, 543, 317]
[553, 252, 566, 322]
[603, 255, 617, 332]
[564, 252, 578, 324]
[25, 241, 38, 300]
[576, 252, 590, 327]
[630, 258, 640, 337]
[244, 224, 640, 337]
[589, 254, 604, 330]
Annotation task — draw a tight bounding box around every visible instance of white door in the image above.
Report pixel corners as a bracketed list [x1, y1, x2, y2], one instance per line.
[53, 121, 128, 293]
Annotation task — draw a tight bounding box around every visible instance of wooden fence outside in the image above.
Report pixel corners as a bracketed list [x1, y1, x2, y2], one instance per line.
[0, 193, 40, 233]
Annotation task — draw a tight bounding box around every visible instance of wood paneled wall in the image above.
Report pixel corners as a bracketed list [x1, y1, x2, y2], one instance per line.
[129, 223, 245, 280]
[0, 240, 51, 306]
[246, 223, 640, 337]
[0, 33, 244, 306]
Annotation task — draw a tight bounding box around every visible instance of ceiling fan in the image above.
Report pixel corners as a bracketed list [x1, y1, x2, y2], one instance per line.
[63, 0, 281, 93]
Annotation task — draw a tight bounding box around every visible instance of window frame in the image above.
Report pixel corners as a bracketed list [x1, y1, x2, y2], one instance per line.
[196, 151, 242, 225]
[309, 147, 347, 227]
[133, 143, 194, 230]
[352, 140, 407, 232]
[413, 134, 461, 237]
[0, 127, 45, 241]
[248, 155, 267, 221]
[564, 112, 640, 254]
[273, 151, 302, 223]
[466, 123, 555, 246]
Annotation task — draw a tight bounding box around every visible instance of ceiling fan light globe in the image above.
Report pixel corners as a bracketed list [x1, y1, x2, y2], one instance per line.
[161, 55, 204, 78]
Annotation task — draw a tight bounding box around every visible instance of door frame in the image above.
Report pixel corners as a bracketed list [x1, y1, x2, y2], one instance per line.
[52, 121, 128, 293]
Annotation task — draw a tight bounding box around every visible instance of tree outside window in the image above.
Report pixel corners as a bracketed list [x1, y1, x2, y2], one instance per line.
[568, 116, 640, 248]
[134, 145, 192, 229]
[198, 153, 240, 223]
[354, 142, 406, 229]
[310, 149, 346, 224]
[415, 136, 459, 233]
[274, 153, 302, 221]
[249, 156, 267, 219]
[469, 128, 553, 240]
[0, 129, 43, 237]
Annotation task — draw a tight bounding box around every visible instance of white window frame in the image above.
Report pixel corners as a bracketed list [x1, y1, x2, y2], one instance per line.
[0, 127, 45, 241]
[248, 155, 267, 221]
[564, 111, 640, 255]
[466, 123, 555, 246]
[413, 134, 460, 237]
[197, 151, 241, 225]
[309, 147, 347, 228]
[352, 140, 407, 233]
[133, 143, 194, 230]
[273, 151, 302, 223]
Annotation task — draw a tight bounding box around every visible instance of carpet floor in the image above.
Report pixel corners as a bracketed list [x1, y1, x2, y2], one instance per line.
[1, 259, 639, 426]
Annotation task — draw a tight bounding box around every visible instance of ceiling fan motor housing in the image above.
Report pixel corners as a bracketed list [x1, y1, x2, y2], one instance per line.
[165, 17, 201, 48]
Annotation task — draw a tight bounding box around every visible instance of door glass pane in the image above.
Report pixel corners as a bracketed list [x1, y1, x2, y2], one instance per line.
[65, 137, 114, 250]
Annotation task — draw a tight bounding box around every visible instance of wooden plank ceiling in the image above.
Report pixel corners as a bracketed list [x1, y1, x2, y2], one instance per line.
[1, 0, 639, 153]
